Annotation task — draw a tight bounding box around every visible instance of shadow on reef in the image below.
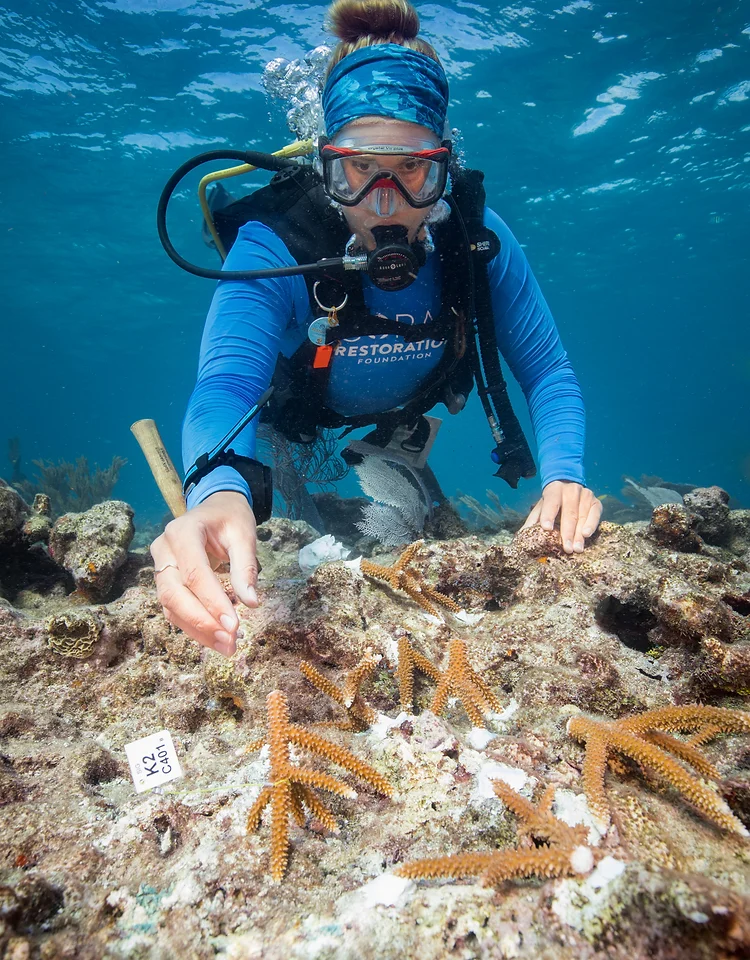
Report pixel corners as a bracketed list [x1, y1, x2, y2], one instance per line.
[0, 480, 749, 958]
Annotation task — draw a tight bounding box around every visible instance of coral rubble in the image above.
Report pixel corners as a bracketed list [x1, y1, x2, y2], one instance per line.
[48, 500, 135, 599]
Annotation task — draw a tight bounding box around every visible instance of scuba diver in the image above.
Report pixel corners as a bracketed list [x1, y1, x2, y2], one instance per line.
[150, 0, 602, 657]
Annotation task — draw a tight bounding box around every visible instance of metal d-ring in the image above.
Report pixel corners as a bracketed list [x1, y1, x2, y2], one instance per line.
[313, 281, 348, 313]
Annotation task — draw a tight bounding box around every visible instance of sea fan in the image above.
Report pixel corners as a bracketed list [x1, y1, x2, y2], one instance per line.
[357, 503, 418, 547]
[623, 477, 683, 510]
[354, 457, 428, 546]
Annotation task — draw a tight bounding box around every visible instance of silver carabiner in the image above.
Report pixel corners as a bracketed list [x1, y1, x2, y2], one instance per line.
[313, 281, 348, 313]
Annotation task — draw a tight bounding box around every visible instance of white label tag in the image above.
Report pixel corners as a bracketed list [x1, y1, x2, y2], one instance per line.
[125, 730, 183, 793]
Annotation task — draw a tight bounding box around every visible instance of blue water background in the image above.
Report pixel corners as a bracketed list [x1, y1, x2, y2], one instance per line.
[1, 0, 749, 525]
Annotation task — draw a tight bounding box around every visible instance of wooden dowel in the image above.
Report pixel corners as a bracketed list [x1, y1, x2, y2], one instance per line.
[130, 419, 186, 518]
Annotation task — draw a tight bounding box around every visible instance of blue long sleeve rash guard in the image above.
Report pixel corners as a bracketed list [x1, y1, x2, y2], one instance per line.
[182, 206, 586, 508]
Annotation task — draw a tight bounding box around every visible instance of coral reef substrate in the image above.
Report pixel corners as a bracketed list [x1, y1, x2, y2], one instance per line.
[0, 486, 749, 958]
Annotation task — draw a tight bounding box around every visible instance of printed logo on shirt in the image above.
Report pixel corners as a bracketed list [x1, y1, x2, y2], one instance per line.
[334, 337, 446, 364]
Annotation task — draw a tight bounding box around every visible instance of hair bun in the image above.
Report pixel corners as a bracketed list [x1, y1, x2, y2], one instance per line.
[327, 0, 420, 44]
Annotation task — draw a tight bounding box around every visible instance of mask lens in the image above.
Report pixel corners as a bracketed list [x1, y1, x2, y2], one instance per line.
[322, 144, 449, 208]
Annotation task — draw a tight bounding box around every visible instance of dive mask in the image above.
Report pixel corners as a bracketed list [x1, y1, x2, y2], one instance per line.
[319, 135, 452, 210]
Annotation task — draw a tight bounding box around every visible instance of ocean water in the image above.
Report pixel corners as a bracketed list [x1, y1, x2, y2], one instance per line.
[1, 0, 749, 528]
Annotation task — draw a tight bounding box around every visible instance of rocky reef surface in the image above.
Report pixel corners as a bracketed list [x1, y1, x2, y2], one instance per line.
[1, 481, 749, 959]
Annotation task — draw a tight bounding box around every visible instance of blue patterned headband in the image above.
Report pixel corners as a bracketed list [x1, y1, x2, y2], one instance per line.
[322, 43, 449, 139]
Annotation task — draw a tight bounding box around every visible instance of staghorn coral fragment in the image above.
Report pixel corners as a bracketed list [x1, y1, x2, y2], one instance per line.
[300, 654, 380, 731]
[245, 690, 392, 881]
[286, 724, 392, 797]
[567, 705, 750, 836]
[429, 637, 502, 728]
[292, 783, 339, 832]
[361, 541, 462, 619]
[396, 780, 593, 887]
[617, 704, 750, 738]
[395, 851, 496, 881]
[396, 635, 442, 712]
[640, 731, 721, 781]
[393, 636, 503, 727]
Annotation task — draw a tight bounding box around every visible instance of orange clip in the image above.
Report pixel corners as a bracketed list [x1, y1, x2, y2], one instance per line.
[313, 344, 334, 369]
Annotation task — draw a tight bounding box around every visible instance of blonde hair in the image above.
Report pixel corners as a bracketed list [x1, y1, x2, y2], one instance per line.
[324, 0, 441, 77]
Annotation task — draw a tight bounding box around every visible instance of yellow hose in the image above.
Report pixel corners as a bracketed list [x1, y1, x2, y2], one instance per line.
[198, 138, 315, 260]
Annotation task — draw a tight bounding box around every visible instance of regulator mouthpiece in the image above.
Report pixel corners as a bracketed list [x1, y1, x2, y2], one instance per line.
[367, 224, 426, 292]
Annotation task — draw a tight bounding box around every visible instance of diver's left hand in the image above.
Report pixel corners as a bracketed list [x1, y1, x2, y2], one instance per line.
[522, 480, 602, 554]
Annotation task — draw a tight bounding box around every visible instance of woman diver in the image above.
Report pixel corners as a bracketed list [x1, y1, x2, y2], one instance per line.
[150, 0, 602, 656]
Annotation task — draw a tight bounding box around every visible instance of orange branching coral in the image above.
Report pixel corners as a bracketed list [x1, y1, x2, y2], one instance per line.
[300, 654, 381, 731]
[246, 690, 393, 881]
[617, 704, 750, 738]
[396, 780, 593, 886]
[395, 636, 503, 726]
[430, 637, 502, 728]
[396, 635, 442, 712]
[361, 541, 461, 618]
[567, 704, 750, 836]
[686, 724, 723, 749]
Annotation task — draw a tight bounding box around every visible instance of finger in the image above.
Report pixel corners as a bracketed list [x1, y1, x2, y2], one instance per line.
[156, 568, 236, 656]
[573, 498, 590, 552]
[150, 535, 184, 581]
[539, 482, 563, 532]
[167, 608, 236, 658]
[152, 535, 231, 647]
[581, 496, 603, 539]
[572, 492, 593, 553]
[572, 493, 602, 552]
[165, 521, 239, 634]
[150, 532, 172, 569]
[560, 484, 582, 553]
[521, 499, 543, 530]
[225, 521, 260, 609]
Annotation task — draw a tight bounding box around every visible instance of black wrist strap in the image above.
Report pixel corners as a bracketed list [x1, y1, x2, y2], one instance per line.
[183, 451, 273, 525]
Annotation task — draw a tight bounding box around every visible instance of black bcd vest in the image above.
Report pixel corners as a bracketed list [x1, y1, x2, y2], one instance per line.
[212, 164, 537, 487]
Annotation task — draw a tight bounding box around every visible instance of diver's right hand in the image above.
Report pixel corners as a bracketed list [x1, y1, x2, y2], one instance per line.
[150, 491, 259, 656]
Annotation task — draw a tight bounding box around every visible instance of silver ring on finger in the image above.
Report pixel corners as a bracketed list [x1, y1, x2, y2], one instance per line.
[154, 562, 179, 575]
